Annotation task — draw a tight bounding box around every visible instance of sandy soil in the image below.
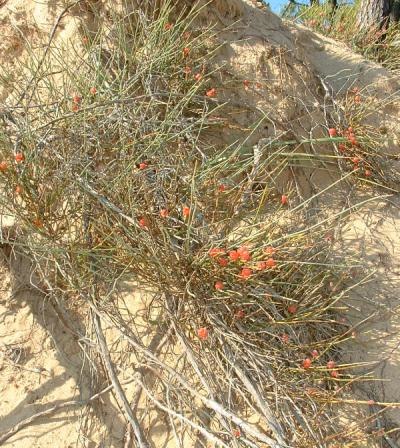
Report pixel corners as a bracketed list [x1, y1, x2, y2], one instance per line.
[0, 1, 399, 447]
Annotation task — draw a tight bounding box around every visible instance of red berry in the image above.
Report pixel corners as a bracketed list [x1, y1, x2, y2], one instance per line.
[326, 360, 336, 370]
[194, 73, 203, 82]
[328, 128, 337, 137]
[257, 261, 267, 270]
[164, 23, 173, 30]
[138, 217, 149, 228]
[182, 206, 190, 218]
[139, 162, 148, 170]
[302, 358, 312, 369]
[72, 95, 81, 104]
[281, 194, 288, 205]
[218, 184, 226, 192]
[215, 280, 224, 290]
[288, 304, 298, 314]
[206, 88, 217, 98]
[15, 185, 23, 194]
[197, 327, 208, 340]
[311, 349, 319, 358]
[237, 246, 251, 261]
[229, 250, 240, 261]
[160, 208, 169, 218]
[238, 248, 251, 262]
[183, 47, 190, 57]
[330, 370, 339, 378]
[233, 428, 241, 438]
[265, 258, 276, 268]
[349, 137, 358, 146]
[0, 161, 8, 171]
[209, 248, 225, 258]
[239, 267, 252, 279]
[351, 157, 360, 165]
[15, 152, 24, 163]
[365, 169, 372, 177]
[243, 79, 250, 89]
[338, 143, 346, 152]
[218, 257, 228, 267]
[89, 87, 97, 95]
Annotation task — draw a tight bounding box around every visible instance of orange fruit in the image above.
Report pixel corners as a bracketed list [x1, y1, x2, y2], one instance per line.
[326, 360, 336, 370]
[209, 248, 225, 258]
[160, 208, 169, 218]
[197, 327, 208, 340]
[265, 258, 276, 268]
[232, 428, 241, 438]
[229, 250, 240, 261]
[257, 261, 267, 270]
[214, 281, 224, 290]
[15, 152, 24, 163]
[237, 246, 251, 262]
[138, 217, 149, 228]
[206, 88, 217, 98]
[239, 267, 252, 279]
[302, 358, 312, 369]
[218, 257, 228, 267]
[288, 304, 298, 314]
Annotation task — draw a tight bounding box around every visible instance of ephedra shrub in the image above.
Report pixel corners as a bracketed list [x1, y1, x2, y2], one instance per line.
[0, 1, 373, 447]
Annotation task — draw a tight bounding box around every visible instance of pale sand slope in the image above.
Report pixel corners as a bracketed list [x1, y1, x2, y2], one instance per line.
[0, 1, 399, 447]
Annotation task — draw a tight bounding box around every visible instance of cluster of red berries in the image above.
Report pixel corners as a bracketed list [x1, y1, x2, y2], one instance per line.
[302, 355, 339, 378]
[349, 86, 361, 104]
[328, 127, 372, 177]
[209, 245, 279, 285]
[137, 204, 190, 228]
[71, 87, 97, 112]
[0, 151, 26, 172]
[193, 245, 285, 339]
